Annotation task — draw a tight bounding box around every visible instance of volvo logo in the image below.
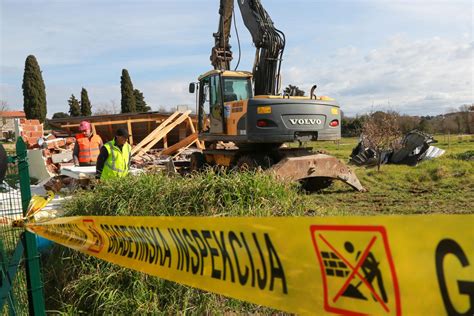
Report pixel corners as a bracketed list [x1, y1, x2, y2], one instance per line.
[289, 118, 322, 125]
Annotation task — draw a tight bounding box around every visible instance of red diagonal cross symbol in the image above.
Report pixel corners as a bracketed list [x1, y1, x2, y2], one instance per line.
[318, 234, 390, 313]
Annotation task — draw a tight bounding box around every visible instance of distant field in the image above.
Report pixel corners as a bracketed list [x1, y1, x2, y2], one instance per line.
[303, 134, 474, 215]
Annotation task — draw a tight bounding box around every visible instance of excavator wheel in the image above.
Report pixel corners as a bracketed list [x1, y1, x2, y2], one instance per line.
[190, 152, 206, 172]
[236, 155, 259, 171]
[300, 177, 333, 192]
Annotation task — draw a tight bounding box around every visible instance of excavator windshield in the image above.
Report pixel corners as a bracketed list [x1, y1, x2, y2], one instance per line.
[223, 77, 252, 102]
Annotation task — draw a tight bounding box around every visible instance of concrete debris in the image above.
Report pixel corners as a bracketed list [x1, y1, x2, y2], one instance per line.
[350, 130, 445, 167]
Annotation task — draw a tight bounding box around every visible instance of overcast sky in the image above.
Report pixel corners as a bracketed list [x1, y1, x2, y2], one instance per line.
[0, 0, 472, 117]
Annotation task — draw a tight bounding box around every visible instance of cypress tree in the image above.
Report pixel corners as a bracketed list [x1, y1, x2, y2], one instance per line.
[68, 94, 81, 117]
[22, 55, 47, 122]
[134, 89, 151, 112]
[121, 69, 136, 113]
[80, 87, 92, 116]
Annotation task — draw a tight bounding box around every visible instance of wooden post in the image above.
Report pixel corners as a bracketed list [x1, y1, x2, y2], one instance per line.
[108, 124, 113, 141]
[127, 120, 133, 145]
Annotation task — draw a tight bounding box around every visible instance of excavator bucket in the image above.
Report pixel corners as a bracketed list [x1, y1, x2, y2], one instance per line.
[270, 154, 366, 192]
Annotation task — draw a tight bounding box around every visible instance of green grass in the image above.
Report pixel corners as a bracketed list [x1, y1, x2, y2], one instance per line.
[302, 135, 474, 215]
[42, 135, 474, 314]
[43, 171, 308, 315]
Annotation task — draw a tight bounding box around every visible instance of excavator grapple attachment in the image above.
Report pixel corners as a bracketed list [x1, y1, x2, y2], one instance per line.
[270, 154, 366, 192]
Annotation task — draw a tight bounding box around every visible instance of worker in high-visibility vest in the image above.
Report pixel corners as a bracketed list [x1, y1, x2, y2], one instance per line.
[96, 128, 132, 180]
[73, 121, 103, 166]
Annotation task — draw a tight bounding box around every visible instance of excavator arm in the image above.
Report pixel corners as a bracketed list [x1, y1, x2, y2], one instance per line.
[210, 0, 285, 96]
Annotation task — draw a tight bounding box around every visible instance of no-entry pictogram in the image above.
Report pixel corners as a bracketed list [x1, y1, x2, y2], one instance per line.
[310, 225, 401, 315]
[83, 219, 104, 253]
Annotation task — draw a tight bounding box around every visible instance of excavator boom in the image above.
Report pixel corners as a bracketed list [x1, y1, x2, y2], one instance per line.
[191, 1, 365, 192]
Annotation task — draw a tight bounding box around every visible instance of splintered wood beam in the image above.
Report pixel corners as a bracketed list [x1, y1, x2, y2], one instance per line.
[172, 139, 198, 159]
[135, 110, 191, 158]
[160, 133, 198, 156]
[131, 111, 182, 155]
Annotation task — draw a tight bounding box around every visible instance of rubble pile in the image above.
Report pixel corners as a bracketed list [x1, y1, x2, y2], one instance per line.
[131, 148, 199, 172]
[18, 119, 76, 179]
[40, 135, 76, 174]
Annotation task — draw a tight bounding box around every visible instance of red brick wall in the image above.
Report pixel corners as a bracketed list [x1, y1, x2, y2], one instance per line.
[20, 119, 44, 148]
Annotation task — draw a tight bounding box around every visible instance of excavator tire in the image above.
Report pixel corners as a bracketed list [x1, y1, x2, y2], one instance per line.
[300, 177, 334, 192]
[236, 155, 259, 171]
[190, 152, 206, 172]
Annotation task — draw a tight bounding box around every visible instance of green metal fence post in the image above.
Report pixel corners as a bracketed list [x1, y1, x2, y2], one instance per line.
[16, 137, 46, 315]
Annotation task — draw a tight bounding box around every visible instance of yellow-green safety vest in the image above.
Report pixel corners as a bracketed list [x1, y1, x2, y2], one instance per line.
[101, 139, 131, 180]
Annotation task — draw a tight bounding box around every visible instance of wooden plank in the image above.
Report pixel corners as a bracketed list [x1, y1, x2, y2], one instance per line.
[186, 116, 204, 149]
[187, 117, 196, 133]
[127, 120, 133, 145]
[163, 135, 168, 149]
[172, 139, 198, 158]
[60, 117, 173, 128]
[135, 111, 191, 158]
[160, 133, 198, 156]
[131, 111, 182, 155]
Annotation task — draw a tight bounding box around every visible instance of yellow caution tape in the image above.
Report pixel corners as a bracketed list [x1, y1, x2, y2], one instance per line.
[26, 215, 473, 315]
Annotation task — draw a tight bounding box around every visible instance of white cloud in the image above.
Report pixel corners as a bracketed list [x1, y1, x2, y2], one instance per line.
[282, 35, 473, 115]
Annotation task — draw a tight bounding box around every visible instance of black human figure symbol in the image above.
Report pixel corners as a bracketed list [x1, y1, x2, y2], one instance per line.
[342, 241, 388, 303]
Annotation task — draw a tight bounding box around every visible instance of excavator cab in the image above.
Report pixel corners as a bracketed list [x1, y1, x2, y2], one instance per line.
[191, 70, 253, 137]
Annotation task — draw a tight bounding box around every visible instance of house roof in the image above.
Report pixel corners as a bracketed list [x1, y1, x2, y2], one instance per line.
[0, 111, 26, 118]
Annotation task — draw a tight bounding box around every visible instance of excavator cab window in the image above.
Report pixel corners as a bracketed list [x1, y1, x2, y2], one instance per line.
[198, 77, 211, 132]
[198, 74, 224, 134]
[223, 77, 252, 102]
[209, 75, 224, 133]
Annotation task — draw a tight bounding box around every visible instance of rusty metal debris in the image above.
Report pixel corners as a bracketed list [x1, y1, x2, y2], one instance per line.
[350, 130, 445, 167]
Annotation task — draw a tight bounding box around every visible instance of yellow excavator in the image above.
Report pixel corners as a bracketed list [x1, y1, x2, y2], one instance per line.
[188, 0, 364, 191]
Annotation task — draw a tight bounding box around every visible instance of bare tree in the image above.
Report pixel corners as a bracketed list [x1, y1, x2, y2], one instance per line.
[93, 99, 119, 115]
[362, 111, 402, 171]
[0, 100, 8, 111]
[0, 100, 10, 130]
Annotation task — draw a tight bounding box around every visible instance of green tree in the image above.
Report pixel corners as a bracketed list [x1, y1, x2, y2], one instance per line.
[22, 55, 47, 122]
[134, 89, 151, 112]
[121, 69, 136, 113]
[68, 94, 81, 117]
[283, 84, 305, 96]
[80, 87, 92, 116]
[52, 112, 70, 119]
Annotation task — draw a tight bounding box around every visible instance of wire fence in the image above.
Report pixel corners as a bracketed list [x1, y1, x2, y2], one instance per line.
[0, 153, 29, 315]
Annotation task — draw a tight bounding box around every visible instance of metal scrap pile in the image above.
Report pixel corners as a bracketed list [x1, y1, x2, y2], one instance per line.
[350, 130, 445, 166]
